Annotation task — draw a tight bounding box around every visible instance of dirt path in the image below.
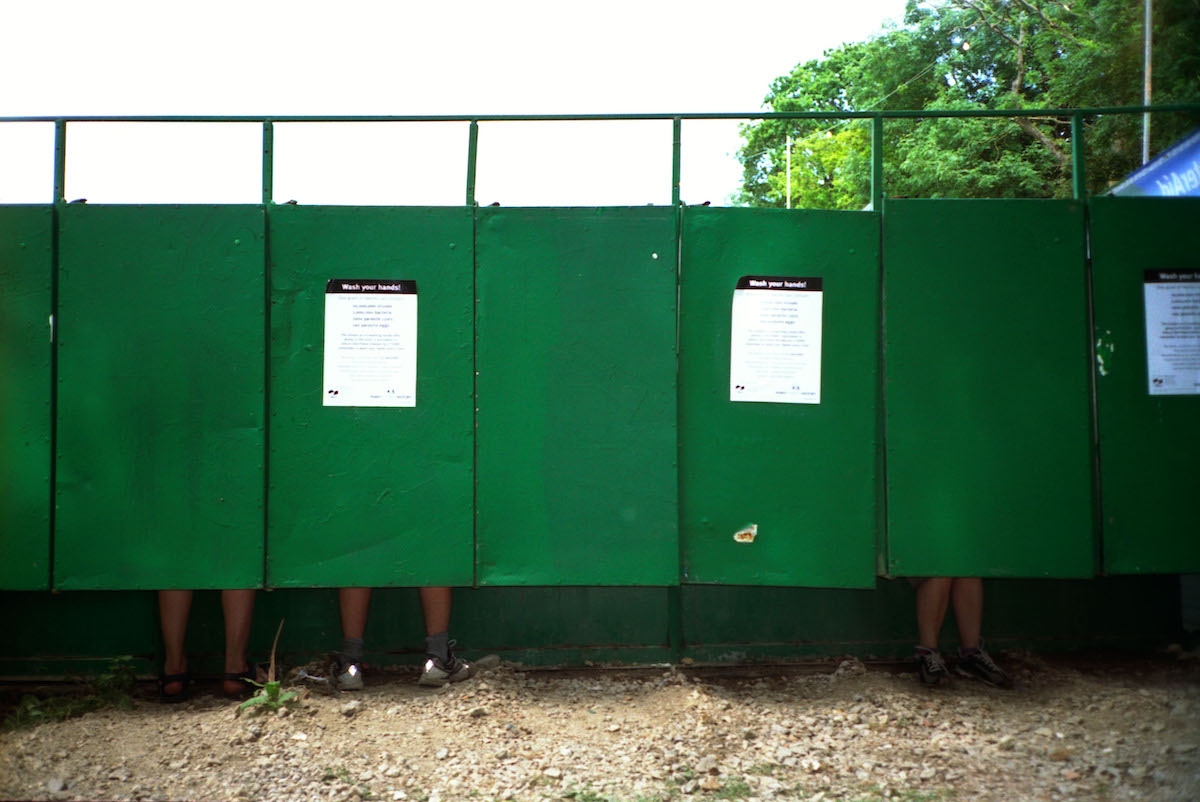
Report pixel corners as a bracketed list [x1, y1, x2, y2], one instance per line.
[2, 654, 1197, 802]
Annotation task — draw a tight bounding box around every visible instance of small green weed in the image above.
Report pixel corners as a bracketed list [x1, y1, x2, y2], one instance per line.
[893, 790, 953, 802]
[3, 656, 135, 730]
[564, 789, 608, 802]
[674, 767, 695, 783]
[715, 779, 752, 799]
[564, 791, 672, 802]
[238, 620, 300, 715]
[322, 767, 353, 784]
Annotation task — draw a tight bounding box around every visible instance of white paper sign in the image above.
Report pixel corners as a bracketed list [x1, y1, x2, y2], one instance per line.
[323, 279, 418, 407]
[1144, 270, 1200, 396]
[730, 275, 823, 404]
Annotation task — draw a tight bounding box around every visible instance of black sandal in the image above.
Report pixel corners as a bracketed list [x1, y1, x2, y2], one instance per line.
[222, 667, 258, 699]
[158, 670, 191, 703]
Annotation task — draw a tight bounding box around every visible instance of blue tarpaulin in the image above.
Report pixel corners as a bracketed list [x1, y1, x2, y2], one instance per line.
[1109, 128, 1200, 196]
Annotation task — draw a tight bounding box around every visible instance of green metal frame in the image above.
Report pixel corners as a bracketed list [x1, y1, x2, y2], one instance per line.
[2, 104, 1194, 211]
[2, 107, 1197, 672]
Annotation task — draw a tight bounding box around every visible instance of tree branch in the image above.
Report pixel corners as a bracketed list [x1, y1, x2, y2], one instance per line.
[1011, 19, 1027, 95]
[1013, 0, 1054, 25]
[956, 0, 1023, 48]
[1015, 117, 1070, 167]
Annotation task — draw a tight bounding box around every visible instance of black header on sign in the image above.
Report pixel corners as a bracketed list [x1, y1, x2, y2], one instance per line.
[735, 275, 823, 291]
[325, 279, 418, 294]
[1144, 270, 1200, 283]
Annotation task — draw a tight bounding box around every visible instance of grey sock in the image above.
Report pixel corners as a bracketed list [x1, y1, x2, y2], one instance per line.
[340, 637, 364, 663]
[425, 631, 449, 663]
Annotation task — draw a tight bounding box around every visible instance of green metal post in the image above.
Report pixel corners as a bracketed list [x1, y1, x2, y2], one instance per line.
[1072, 113, 1086, 201]
[53, 120, 67, 204]
[261, 121, 274, 205]
[468, 119, 480, 586]
[670, 115, 684, 660]
[49, 119, 66, 589]
[261, 120, 274, 584]
[671, 118, 681, 207]
[667, 585, 684, 662]
[871, 115, 884, 211]
[466, 121, 479, 207]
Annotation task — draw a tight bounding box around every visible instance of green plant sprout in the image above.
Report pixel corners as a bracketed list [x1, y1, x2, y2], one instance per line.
[238, 619, 299, 714]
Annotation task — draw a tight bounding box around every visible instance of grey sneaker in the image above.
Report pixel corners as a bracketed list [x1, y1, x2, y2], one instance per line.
[335, 660, 364, 691]
[419, 654, 472, 686]
[954, 648, 1011, 688]
[916, 648, 951, 686]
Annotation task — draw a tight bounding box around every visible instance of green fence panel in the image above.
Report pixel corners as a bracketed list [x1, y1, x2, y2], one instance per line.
[267, 206, 474, 587]
[475, 207, 678, 585]
[1090, 197, 1200, 574]
[0, 206, 53, 589]
[0, 576, 1184, 677]
[678, 207, 880, 587]
[54, 206, 265, 589]
[883, 199, 1094, 578]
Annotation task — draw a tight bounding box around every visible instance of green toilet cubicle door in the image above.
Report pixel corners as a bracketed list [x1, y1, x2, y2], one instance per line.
[678, 207, 881, 587]
[55, 205, 266, 589]
[475, 207, 679, 585]
[1090, 197, 1200, 574]
[268, 206, 474, 587]
[883, 199, 1094, 578]
[0, 206, 53, 589]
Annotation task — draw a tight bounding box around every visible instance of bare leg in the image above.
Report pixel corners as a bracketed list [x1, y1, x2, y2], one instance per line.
[914, 577, 953, 650]
[221, 589, 256, 694]
[950, 577, 984, 651]
[339, 587, 373, 640]
[419, 586, 453, 636]
[158, 589, 193, 695]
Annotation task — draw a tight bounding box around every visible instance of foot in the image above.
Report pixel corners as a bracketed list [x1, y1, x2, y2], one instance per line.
[916, 648, 950, 686]
[158, 661, 191, 703]
[222, 665, 256, 698]
[335, 659, 364, 691]
[418, 654, 472, 686]
[954, 647, 1011, 688]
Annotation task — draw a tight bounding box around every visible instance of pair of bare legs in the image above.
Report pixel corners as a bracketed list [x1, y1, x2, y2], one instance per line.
[914, 576, 983, 651]
[158, 589, 256, 697]
[912, 576, 1010, 686]
[338, 586, 452, 645]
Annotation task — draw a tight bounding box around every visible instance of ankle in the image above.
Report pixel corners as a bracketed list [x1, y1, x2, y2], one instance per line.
[426, 631, 450, 663]
[340, 637, 365, 663]
[224, 656, 250, 674]
[162, 656, 188, 675]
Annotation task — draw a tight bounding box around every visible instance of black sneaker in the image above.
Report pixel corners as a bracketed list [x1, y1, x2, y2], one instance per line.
[954, 648, 1011, 687]
[916, 649, 951, 686]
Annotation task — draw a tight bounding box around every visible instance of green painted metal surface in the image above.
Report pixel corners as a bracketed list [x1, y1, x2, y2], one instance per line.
[678, 207, 880, 587]
[475, 207, 678, 585]
[883, 200, 1094, 577]
[54, 206, 265, 589]
[0, 576, 1183, 677]
[267, 206, 474, 587]
[0, 206, 53, 589]
[1090, 197, 1200, 574]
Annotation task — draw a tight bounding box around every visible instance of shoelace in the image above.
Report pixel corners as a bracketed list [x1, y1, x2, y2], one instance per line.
[920, 651, 947, 673]
[971, 650, 1002, 673]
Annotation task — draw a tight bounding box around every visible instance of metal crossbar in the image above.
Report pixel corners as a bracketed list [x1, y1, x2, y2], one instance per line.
[2, 105, 1197, 208]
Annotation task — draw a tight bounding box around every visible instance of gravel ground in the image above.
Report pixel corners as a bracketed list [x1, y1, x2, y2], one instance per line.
[1, 653, 1197, 802]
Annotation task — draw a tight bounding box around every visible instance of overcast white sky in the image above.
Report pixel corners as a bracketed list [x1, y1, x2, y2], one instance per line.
[0, 0, 907, 205]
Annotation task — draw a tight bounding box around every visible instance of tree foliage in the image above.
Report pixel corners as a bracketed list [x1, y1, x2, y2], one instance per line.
[737, 0, 1200, 208]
